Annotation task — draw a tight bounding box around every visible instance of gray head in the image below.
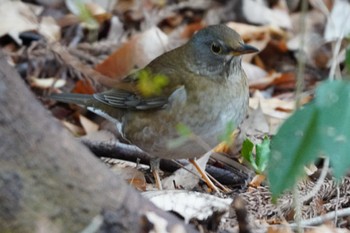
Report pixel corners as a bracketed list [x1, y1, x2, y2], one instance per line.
[185, 25, 258, 78]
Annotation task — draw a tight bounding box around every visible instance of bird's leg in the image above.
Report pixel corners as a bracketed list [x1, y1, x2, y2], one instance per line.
[189, 158, 220, 193]
[150, 157, 163, 190]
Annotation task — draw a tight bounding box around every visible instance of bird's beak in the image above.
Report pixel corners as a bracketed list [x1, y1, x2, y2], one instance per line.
[230, 43, 259, 56]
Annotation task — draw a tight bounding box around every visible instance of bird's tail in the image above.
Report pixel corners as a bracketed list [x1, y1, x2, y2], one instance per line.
[49, 93, 93, 106]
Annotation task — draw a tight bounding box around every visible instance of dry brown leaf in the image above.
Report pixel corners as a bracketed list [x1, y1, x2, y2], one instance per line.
[324, 0, 350, 42]
[95, 27, 169, 80]
[227, 22, 285, 41]
[72, 80, 95, 94]
[249, 90, 294, 134]
[180, 22, 205, 39]
[79, 115, 99, 134]
[241, 0, 291, 29]
[288, 10, 328, 68]
[0, 1, 42, 44]
[250, 90, 294, 118]
[85, 2, 112, 23]
[62, 120, 85, 136]
[249, 72, 280, 90]
[267, 224, 294, 233]
[227, 22, 285, 63]
[56, 14, 81, 28]
[111, 165, 146, 191]
[243, 105, 270, 137]
[244, 62, 268, 86]
[39, 16, 61, 42]
[30, 77, 66, 89]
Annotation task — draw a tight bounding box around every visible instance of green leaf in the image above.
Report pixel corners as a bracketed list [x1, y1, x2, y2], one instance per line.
[315, 81, 350, 179]
[76, 2, 99, 30]
[268, 80, 350, 198]
[241, 139, 258, 171]
[346, 48, 350, 72]
[255, 136, 270, 173]
[268, 103, 319, 198]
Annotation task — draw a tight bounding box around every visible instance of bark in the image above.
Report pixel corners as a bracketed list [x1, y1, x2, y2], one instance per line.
[0, 51, 198, 233]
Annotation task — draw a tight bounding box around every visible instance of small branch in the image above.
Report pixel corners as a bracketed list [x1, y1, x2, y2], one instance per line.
[81, 139, 248, 186]
[295, 0, 308, 109]
[288, 207, 350, 227]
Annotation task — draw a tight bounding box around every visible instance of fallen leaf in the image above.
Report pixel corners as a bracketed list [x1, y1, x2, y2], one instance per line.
[227, 22, 286, 63]
[62, 120, 85, 136]
[72, 80, 95, 94]
[95, 27, 169, 80]
[267, 224, 294, 233]
[79, 114, 99, 134]
[324, 0, 350, 42]
[180, 22, 205, 39]
[242, 105, 270, 137]
[0, 1, 42, 44]
[244, 62, 268, 85]
[143, 190, 232, 223]
[39, 16, 61, 42]
[30, 77, 66, 89]
[111, 165, 146, 191]
[240, 0, 292, 29]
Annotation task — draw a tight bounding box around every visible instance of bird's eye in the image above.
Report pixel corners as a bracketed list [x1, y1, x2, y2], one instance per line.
[211, 43, 222, 54]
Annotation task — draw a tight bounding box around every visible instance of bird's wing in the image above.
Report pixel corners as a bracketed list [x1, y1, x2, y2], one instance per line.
[93, 89, 168, 110]
[93, 61, 187, 110]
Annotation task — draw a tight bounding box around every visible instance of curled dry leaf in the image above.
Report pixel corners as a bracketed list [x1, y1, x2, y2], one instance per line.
[30, 77, 66, 89]
[79, 114, 99, 134]
[250, 90, 294, 119]
[250, 72, 298, 91]
[288, 9, 329, 69]
[267, 224, 294, 233]
[39, 17, 61, 42]
[162, 152, 210, 190]
[0, 1, 42, 44]
[111, 165, 146, 191]
[143, 190, 232, 223]
[243, 62, 268, 85]
[242, 105, 270, 137]
[241, 0, 292, 29]
[249, 90, 294, 134]
[324, 0, 350, 42]
[95, 27, 169, 80]
[227, 22, 286, 63]
[62, 120, 85, 136]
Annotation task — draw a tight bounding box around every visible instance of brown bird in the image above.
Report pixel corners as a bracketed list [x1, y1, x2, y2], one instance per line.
[50, 24, 258, 191]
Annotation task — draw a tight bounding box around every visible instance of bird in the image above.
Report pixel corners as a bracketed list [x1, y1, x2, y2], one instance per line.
[50, 24, 258, 192]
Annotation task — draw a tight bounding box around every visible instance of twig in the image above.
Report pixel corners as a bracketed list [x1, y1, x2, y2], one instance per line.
[293, 1, 308, 231]
[334, 183, 340, 226]
[293, 186, 302, 233]
[288, 207, 350, 227]
[294, 0, 308, 109]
